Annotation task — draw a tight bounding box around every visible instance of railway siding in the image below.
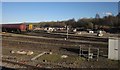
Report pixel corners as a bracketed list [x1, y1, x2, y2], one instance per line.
[2, 33, 108, 45]
[2, 32, 108, 43]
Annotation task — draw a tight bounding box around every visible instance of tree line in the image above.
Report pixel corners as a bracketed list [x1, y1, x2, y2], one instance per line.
[65, 13, 119, 29]
[32, 13, 120, 33]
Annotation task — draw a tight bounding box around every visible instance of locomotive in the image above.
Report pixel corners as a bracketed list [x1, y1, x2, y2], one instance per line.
[2, 23, 33, 33]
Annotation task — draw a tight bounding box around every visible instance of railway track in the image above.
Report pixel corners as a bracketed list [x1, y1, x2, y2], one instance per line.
[2, 32, 108, 55]
[3, 36, 107, 45]
[2, 59, 41, 69]
[2, 58, 79, 69]
[2, 32, 108, 45]
[24, 32, 108, 42]
[1, 32, 108, 43]
[2, 33, 108, 56]
[2, 59, 67, 69]
[3, 34, 108, 57]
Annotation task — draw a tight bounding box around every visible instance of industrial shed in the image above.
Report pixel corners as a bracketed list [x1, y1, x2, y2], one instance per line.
[108, 37, 120, 60]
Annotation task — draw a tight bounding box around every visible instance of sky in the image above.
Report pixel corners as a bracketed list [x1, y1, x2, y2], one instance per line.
[2, 2, 118, 23]
[1, 0, 120, 2]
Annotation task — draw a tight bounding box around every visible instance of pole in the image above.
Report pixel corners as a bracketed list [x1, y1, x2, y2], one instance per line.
[67, 26, 68, 39]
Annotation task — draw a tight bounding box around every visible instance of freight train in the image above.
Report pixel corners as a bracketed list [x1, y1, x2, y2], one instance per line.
[2, 23, 33, 33]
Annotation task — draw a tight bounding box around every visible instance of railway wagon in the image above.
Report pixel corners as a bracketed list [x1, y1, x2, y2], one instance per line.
[2, 24, 27, 33]
[26, 24, 33, 32]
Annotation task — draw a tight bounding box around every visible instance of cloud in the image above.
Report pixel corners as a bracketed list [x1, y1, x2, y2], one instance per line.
[105, 12, 113, 16]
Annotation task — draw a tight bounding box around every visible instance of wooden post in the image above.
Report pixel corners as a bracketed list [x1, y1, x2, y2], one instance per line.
[88, 47, 90, 61]
[79, 46, 81, 56]
[97, 48, 99, 61]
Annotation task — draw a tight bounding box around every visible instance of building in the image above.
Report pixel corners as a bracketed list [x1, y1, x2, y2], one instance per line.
[108, 37, 120, 60]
